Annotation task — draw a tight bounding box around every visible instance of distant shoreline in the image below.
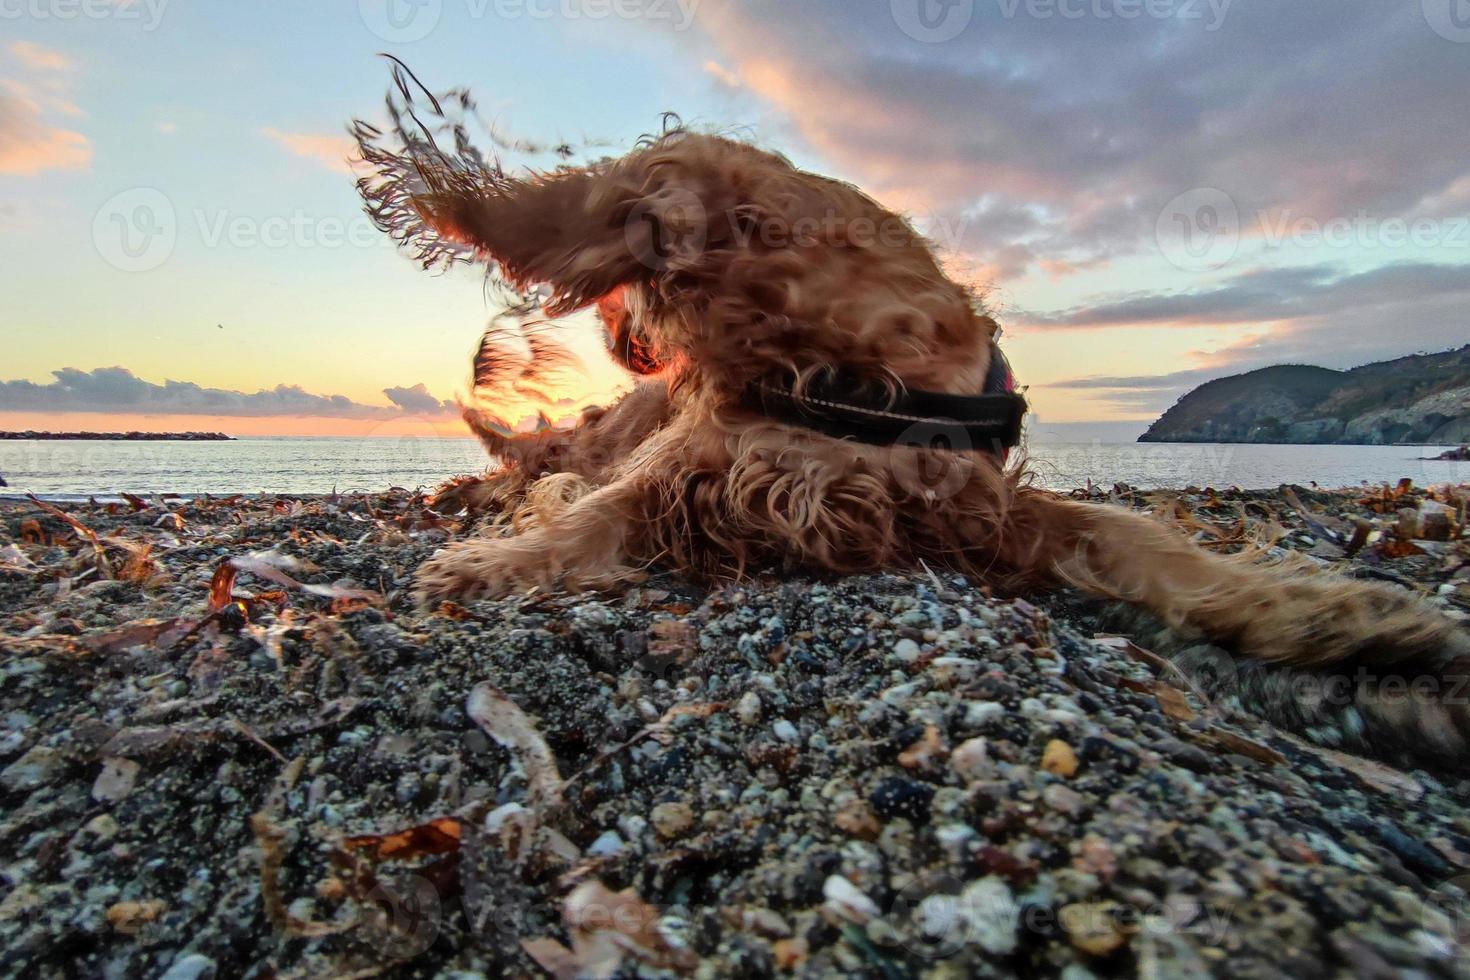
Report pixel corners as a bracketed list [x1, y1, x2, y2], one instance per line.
[0, 431, 234, 441]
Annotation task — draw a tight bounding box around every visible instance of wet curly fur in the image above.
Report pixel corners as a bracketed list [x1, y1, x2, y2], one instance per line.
[355, 69, 1470, 767]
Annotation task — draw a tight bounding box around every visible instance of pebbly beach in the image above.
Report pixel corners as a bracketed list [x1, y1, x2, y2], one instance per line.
[3, 483, 1470, 977]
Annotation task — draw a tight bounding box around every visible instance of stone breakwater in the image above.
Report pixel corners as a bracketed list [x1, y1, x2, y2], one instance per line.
[0, 431, 234, 441]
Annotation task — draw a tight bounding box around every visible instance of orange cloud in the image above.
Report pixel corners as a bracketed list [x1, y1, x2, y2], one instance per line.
[260, 126, 356, 173]
[0, 88, 90, 175]
[703, 60, 741, 89]
[8, 41, 73, 72]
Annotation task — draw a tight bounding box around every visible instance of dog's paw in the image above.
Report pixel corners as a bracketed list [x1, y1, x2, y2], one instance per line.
[1344, 637, 1470, 767]
[1238, 575, 1466, 668]
[413, 539, 551, 609]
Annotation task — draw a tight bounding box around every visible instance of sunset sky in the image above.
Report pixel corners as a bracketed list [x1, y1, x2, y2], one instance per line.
[2, 0, 1468, 436]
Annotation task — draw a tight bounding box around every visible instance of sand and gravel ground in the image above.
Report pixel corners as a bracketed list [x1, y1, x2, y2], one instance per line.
[4, 482, 1470, 979]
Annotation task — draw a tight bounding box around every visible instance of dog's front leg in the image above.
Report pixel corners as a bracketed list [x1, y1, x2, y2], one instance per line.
[414, 472, 651, 608]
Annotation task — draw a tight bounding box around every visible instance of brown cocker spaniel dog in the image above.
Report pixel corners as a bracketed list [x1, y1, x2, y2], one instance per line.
[355, 68, 1470, 766]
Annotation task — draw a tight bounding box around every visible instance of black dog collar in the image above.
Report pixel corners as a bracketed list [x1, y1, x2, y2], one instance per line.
[744, 345, 1027, 457]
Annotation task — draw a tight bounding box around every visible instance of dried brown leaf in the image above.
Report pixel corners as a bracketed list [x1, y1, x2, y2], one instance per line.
[208, 561, 237, 612]
[521, 937, 581, 980]
[1202, 729, 1286, 767]
[466, 683, 563, 810]
[563, 879, 694, 975]
[1376, 538, 1425, 559]
[82, 618, 184, 655]
[646, 619, 697, 662]
[1281, 737, 1424, 800]
[343, 817, 462, 861]
[1154, 683, 1196, 722]
[228, 553, 383, 606]
[28, 496, 113, 578]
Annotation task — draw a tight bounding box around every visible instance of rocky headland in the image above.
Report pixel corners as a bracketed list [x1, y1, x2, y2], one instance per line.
[1140, 346, 1470, 445]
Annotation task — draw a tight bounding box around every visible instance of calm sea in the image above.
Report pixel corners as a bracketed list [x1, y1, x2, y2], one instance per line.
[3, 435, 1468, 498]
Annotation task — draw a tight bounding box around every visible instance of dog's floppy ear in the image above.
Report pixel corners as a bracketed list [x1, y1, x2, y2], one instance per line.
[408, 168, 656, 317]
[354, 62, 693, 317]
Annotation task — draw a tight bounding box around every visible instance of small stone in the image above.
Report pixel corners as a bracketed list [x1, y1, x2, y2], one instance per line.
[773, 719, 799, 742]
[1061, 902, 1126, 957]
[835, 799, 881, 840]
[735, 691, 762, 726]
[483, 802, 528, 836]
[823, 874, 880, 922]
[91, 756, 140, 803]
[869, 776, 935, 822]
[741, 907, 792, 938]
[1060, 966, 1102, 980]
[931, 657, 982, 685]
[951, 737, 991, 781]
[898, 725, 947, 771]
[1157, 739, 1212, 774]
[2, 745, 67, 792]
[107, 899, 166, 935]
[773, 937, 809, 970]
[1074, 836, 1117, 881]
[0, 884, 40, 922]
[935, 822, 977, 858]
[964, 701, 1005, 728]
[84, 814, 119, 841]
[1042, 740, 1079, 778]
[975, 845, 1037, 885]
[961, 877, 1019, 955]
[541, 827, 581, 864]
[1043, 783, 1086, 816]
[892, 638, 921, 662]
[159, 953, 217, 980]
[0, 730, 27, 757]
[588, 830, 626, 857]
[316, 877, 347, 901]
[651, 802, 695, 840]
